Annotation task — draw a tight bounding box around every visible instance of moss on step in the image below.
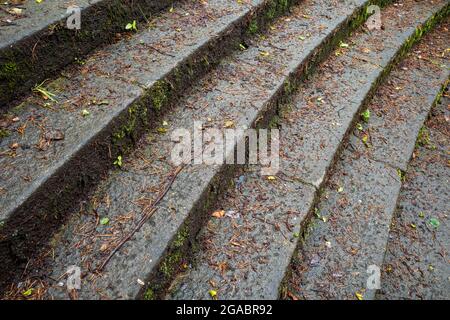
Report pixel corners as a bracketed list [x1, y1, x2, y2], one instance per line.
[0, 128, 10, 141]
[150, 80, 172, 111]
[248, 19, 259, 35]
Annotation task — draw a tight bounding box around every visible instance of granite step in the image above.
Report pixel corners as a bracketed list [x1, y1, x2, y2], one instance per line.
[167, 0, 449, 300]
[377, 86, 450, 300]
[286, 18, 449, 300]
[0, 0, 174, 108]
[1, 0, 392, 299]
[0, 0, 299, 290]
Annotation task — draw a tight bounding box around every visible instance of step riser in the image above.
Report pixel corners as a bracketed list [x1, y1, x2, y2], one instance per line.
[168, 3, 449, 300]
[0, 0, 175, 109]
[0, 0, 302, 291]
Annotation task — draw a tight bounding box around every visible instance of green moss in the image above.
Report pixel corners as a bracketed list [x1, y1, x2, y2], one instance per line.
[150, 80, 171, 111]
[0, 61, 22, 93]
[1, 62, 17, 76]
[160, 250, 182, 278]
[248, 19, 259, 35]
[173, 226, 189, 248]
[284, 79, 295, 95]
[266, 0, 290, 20]
[277, 0, 289, 13]
[397, 169, 406, 182]
[266, 4, 277, 20]
[143, 288, 155, 300]
[416, 127, 430, 147]
[0, 128, 10, 141]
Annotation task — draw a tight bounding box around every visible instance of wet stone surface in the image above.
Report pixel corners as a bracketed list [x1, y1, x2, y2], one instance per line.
[0, 0, 261, 225]
[377, 88, 450, 300]
[3, 0, 374, 300]
[278, 0, 449, 188]
[287, 16, 449, 300]
[170, 0, 449, 300]
[169, 167, 315, 300]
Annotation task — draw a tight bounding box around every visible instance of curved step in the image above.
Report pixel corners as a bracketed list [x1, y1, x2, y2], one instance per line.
[0, 0, 175, 108]
[377, 86, 449, 300]
[2, 0, 389, 299]
[168, 1, 449, 300]
[286, 18, 449, 300]
[0, 0, 297, 289]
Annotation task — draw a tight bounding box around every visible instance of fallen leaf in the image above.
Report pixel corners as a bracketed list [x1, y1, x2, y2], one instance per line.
[429, 218, 440, 228]
[22, 288, 33, 297]
[209, 290, 217, 300]
[212, 210, 225, 218]
[224, 120, 234, 128]
[44, 129, 65, 141]
[286, 291, 300, 300]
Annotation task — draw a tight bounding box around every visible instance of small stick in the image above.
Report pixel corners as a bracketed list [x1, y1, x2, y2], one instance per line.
[96, 165, 185, 272]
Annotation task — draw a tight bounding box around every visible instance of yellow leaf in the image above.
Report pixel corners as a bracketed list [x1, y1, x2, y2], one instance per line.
[267, 176, 277, 181]
[224, 120, 234, 128]
[260, 51, 270, 57]
[209, 290, 218, 300]
[355, 292, 363, 300]
[212, 210, 225, 218]
[22, 288, 33, 297]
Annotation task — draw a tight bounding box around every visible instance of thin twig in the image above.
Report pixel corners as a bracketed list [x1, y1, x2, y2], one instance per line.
[144, 43, 176, 57]
[96, 165, 185, 272]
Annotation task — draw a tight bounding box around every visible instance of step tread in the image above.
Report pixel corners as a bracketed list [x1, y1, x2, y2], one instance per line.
[168, 1, 449, 300]
[287, 19, 449, 300]
[0, 0, 175, 107]
[377, 87, 450, 300]
[0, 0, 91, 48]
[0, 0, 260, 221]
[4, 0, 375, 299]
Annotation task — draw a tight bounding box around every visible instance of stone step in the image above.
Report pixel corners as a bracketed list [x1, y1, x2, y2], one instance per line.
[377, 86, 449, 300]
[0, 0, 299, 290]
[0, 0, 174, 108]
[286, 19, 449, 300]
[1, 0, 392, 299]
[167, 1, 449, 300]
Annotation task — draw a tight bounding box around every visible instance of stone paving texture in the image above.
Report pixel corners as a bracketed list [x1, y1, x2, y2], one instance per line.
[169, 1, 449, 300]
[287, 18, 449, 300]
[378, 87, 450, 300]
